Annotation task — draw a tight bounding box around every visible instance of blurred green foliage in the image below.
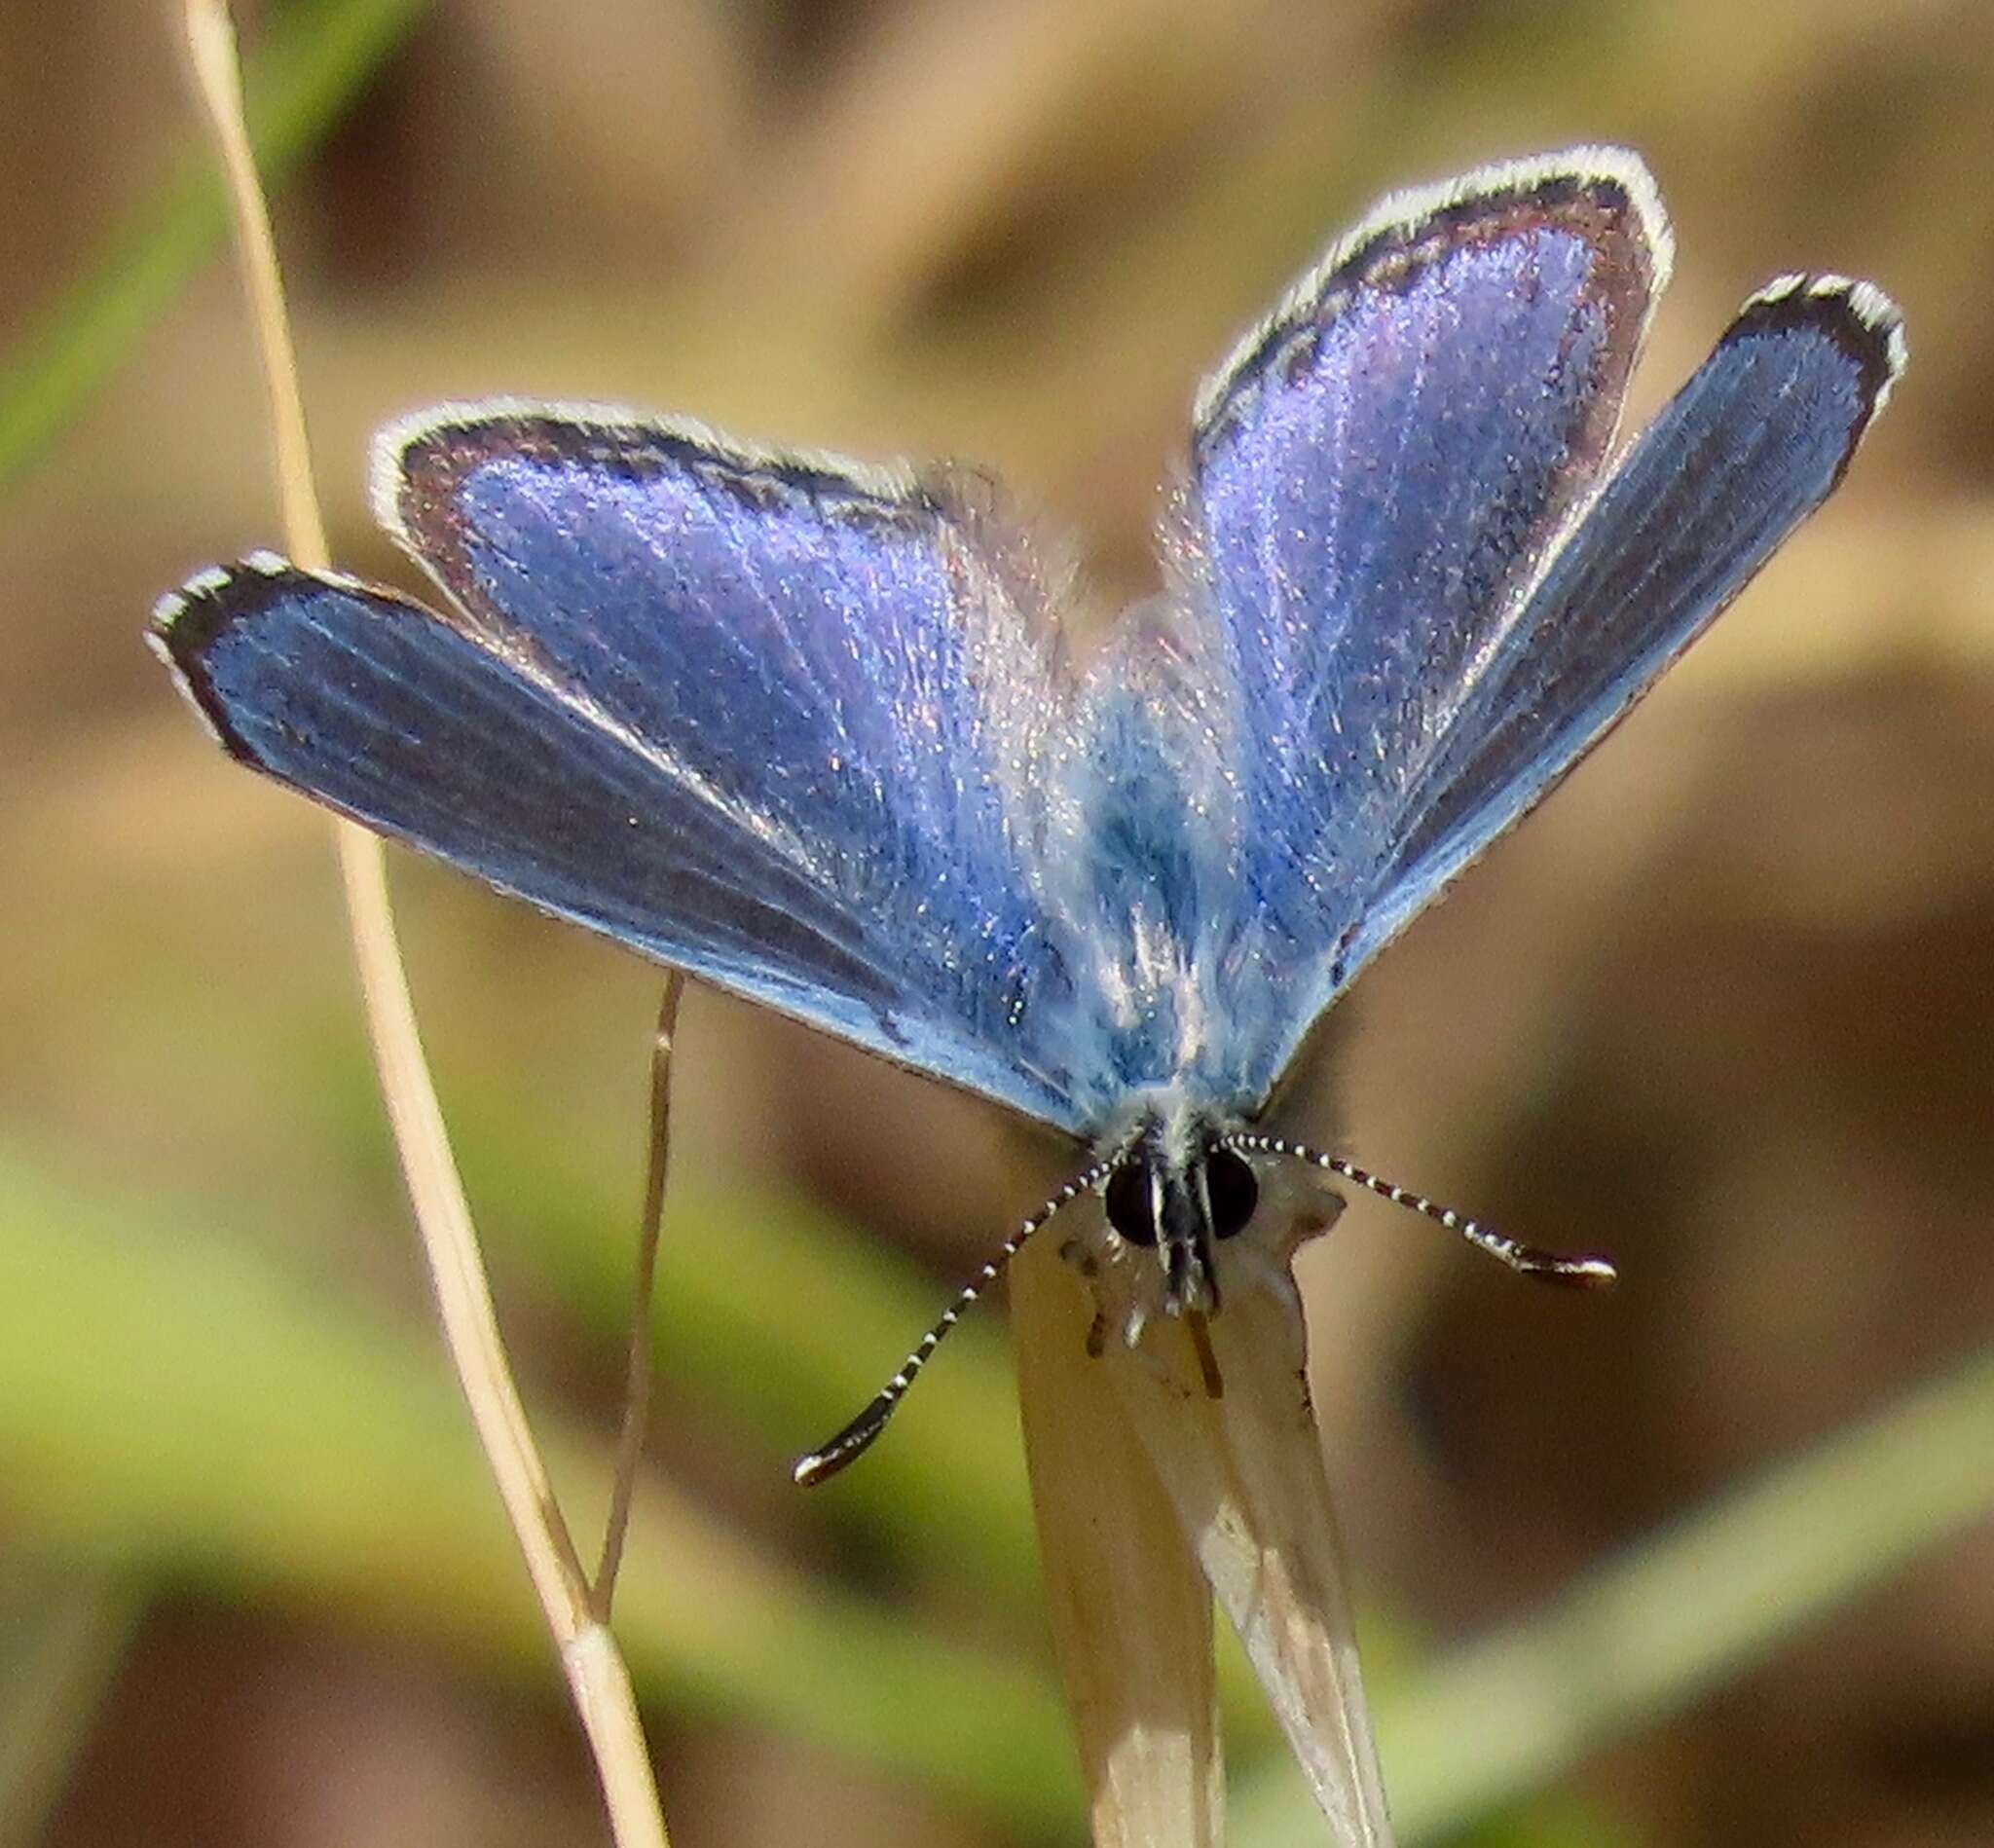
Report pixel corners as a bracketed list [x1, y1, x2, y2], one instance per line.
[4, 1, 1994, 1844]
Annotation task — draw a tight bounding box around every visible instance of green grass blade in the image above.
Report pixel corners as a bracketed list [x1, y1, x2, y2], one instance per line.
[0, 1563, 141, 1848]
[0, 1147, 1081, 1833]
[0, 0, 429, 489]
[437, 1073, 1044, 1587]
[1234, 1341, 1994, 1843]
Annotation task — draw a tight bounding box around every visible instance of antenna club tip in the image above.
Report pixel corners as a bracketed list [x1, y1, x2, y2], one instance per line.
[791, 1391, 897, 1489]
[792, 1436, 861, 1489]
[1553, 1255, 1619, 1290]
[792, 1452, 834, 1489]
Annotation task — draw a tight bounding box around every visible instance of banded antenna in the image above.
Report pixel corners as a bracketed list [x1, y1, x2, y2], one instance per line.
[793, 1156, 1123, 1487]
[795, 1134, 1612, 1487]
[1218, 1130, 1618, 1285]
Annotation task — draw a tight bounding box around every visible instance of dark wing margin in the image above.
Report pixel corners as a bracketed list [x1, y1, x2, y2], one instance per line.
[1175, 145, 1674, 1105]
[1192, 145, 1670, 460]
[147, 556, 928, 1022]
[1348, 273, 1906, 965]
[151, 406, 1098, 1132]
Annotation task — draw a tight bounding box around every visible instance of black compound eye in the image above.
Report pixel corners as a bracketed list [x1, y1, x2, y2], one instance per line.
[1104, 1162, 1158, 1245]
[1204, 1147, 1259, 1240]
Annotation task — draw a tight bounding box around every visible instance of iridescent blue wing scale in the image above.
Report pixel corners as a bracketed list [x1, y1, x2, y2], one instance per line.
[1171, 148, 1672, 1104]
[151, 414, 1092, 1131]
[1173, 148, 1903, 1110]
[1352, 275, 1907, 965]
[152, 150, 1906, 1145]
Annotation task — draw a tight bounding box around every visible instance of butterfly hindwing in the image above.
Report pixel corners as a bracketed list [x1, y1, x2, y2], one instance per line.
[1355, 275, 1906, 962]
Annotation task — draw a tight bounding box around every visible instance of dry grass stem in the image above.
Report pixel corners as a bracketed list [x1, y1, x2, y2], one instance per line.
[178, 6, 671, 1843]
[596, 973, 687, 1618]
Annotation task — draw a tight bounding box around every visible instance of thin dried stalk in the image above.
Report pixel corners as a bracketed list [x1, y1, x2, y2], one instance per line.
[596, 975, 686, 1618]
[178, 7, 669, 1843]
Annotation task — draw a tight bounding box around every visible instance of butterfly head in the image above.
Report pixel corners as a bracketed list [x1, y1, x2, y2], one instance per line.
[1100, 1109, 1260, 1316]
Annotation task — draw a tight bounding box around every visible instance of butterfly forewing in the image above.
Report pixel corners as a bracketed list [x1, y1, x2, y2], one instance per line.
[155, 416, 1099, 1132]
[1175, 149, 1672, 1104]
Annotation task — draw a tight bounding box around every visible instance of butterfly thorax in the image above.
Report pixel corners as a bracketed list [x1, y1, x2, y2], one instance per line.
[1098, 1104, 1260, 1317]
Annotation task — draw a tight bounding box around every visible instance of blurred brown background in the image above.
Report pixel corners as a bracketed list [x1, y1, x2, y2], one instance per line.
[3, 1, 1993, 1844]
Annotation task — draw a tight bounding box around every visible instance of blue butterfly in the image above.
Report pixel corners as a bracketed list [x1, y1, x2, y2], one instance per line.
[153, 148, 1903, 1479]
